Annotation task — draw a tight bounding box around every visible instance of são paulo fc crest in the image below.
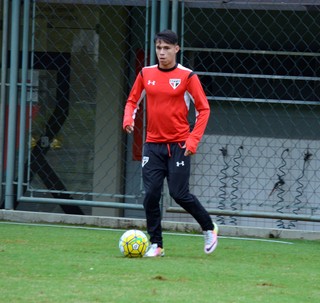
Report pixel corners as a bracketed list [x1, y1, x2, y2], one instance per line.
[142, 156, 149, 167]
[169, 78, 181, 89]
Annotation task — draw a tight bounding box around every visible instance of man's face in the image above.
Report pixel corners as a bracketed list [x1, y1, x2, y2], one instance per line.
[155, 40, 180, 69]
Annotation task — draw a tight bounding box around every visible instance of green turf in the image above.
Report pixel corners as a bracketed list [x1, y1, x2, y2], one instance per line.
[0, 222, 319, 303]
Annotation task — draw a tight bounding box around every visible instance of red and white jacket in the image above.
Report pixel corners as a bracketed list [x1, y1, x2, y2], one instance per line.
[123, 63, 210, 154]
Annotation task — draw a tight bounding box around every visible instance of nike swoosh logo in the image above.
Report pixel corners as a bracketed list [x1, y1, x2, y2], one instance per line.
[206, 239, 217, 252]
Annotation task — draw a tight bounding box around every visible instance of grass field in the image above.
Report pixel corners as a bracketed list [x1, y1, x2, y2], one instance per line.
[0, 222, 319, 303]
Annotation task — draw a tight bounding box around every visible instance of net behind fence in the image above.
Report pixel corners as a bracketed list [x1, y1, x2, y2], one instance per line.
[23, 2, 147, 214]
[172, 1, 320, 230]
[2, 1, 320, 230]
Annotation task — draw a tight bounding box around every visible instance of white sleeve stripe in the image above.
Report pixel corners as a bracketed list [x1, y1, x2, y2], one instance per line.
[132, 89, 146, 119]
[185, 91, 199, 118]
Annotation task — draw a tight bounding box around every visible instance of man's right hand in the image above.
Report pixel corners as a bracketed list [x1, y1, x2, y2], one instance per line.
[125, 125, 134, 134]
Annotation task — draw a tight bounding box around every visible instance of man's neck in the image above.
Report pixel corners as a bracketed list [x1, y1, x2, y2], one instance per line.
[158, 63, 178, 72]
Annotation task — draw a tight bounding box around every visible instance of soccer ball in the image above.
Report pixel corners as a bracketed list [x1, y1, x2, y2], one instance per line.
[119, 229, 149, 258]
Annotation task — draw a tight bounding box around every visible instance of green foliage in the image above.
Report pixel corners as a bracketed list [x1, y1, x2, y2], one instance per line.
[0, 223, 319, 303]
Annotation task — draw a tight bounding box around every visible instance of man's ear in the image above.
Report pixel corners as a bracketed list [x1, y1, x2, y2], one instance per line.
[175, 45, 180, 53]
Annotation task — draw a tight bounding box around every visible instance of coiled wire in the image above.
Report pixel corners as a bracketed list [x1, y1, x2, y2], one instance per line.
[287, 150, 312, 229]
[230, 145, 243, 225]
[217, 146, 228, 225]
[272, 148, 289, 229]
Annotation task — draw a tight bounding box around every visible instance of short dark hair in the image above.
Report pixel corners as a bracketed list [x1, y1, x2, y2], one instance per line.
[154, 29, 178, 45]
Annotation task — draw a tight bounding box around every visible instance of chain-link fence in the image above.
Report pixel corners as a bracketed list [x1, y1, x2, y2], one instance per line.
[1, 0, 320, 231]
[23, 2, 148, 216]
[169, 1, 320, 231]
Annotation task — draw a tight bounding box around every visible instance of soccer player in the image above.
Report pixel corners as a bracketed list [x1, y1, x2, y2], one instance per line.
[123, 29, 218, 257]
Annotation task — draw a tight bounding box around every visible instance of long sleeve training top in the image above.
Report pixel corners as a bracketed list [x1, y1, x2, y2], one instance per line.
[123, 63, 210, 154]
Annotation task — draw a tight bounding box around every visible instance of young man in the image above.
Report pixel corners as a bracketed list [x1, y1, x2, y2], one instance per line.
[123, 29, 218, 257]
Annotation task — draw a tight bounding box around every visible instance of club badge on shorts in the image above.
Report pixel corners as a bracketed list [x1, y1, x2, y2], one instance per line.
[142, 156, 149, 167]
[169, 79, 181, 89]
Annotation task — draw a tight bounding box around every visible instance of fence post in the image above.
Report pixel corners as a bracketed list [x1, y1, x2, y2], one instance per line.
[149, 0, 157, 65]
[4, 0, 21, 209]
[171, 0, 179, 33]
[17, 0, 31, 199]
[160, 0, 169, 31]
[0, 0, 10, 203]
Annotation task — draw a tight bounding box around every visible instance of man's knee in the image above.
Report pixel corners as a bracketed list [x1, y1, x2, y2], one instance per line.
[143, 190, 161, 207]
[169, 188, 189, 203]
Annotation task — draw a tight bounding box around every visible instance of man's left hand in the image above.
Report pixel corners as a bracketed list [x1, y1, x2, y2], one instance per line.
[184, 150, 193, 156]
